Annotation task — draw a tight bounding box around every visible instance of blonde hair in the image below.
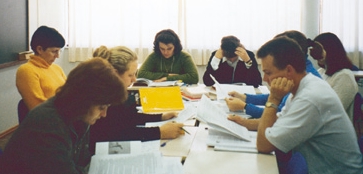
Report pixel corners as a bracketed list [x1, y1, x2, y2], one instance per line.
[93, 46, 137, 74]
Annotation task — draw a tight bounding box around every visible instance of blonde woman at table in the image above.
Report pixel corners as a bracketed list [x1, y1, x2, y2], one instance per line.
[89, 45, 185, 155]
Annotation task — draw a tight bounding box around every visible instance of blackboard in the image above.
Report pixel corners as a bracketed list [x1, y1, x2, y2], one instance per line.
[0, 0, 28, 66]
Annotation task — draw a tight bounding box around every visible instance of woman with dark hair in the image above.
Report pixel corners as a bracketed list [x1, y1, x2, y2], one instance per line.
[16, 26, 67, 111]
[137, 29, 199, 84]
[0, 58, 127, 174]
[309, 32, 358, 122]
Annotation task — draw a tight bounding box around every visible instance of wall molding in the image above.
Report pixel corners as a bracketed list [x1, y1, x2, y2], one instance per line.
[0, 125, 18, 139]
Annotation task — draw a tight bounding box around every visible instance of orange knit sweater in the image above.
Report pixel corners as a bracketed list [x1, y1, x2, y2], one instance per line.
[16, 55, 66, 110]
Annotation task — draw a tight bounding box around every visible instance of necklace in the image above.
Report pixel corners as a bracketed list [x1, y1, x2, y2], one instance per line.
[162, 56, 175, 73]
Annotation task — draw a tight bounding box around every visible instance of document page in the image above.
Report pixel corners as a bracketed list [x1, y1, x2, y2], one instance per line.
[207, 128, 258, 153]
[197, 95, 251, 141]
[145, 104, 196, 127]
[95, 140, 160, 155]
[89, 152, 164, 174]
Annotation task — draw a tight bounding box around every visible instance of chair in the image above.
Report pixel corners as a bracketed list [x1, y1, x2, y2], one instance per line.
[275, 149, 292, 174]
[17, 99, 29, 124]
[358, 136, 363, 154]
[354, 93, 363, 137]
[286, 152, 308, 174]
[275, 149, 308, 174]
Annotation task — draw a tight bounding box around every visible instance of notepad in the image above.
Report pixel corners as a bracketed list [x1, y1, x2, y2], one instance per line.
[138, 86, 184, 113]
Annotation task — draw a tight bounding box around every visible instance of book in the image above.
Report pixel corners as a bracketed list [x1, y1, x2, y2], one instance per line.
[181, 85, 208, 100]
[138, 86, 184, 113]
[89, 141, 183, 174]
[133, 78, 180, 87]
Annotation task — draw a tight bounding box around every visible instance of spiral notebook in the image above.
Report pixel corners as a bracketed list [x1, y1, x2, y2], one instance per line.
[138, 86, 184, 113]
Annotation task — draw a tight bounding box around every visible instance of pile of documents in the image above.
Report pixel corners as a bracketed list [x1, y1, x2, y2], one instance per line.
[197, 95, 258, 153]
[88, 140, 183, 174]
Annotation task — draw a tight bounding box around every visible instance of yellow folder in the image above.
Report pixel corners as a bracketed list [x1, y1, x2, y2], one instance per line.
[138, 86, 184, 113]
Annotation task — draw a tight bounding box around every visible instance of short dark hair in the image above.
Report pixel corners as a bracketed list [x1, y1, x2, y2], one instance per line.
[220, 36, 244, 58]
[30, 26, 65, 54]
[274, 30, 309, 55]
[54, 58, 127, 123]
[153, 29, 183, 56]
[257, 37, 306, 73]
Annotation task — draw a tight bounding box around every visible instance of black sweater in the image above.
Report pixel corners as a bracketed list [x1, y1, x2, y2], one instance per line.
[203, 50, 262, 87]
[89, 94, 162, 155]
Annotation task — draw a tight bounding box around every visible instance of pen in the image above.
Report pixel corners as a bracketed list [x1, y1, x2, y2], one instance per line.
[181, 127, 191, 135]
[160, 141, 167, 147]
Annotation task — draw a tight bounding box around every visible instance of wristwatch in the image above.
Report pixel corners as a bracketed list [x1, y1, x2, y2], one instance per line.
[265, 102, 278, 110]
[246, 59, 253, 66]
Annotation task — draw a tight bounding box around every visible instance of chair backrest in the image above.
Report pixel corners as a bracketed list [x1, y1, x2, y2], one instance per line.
[354, 93, 363, 137]
[275, 149, 292, 174]
[358, 136, 363, 154]
[286, 152, 308, 174]
[18, 99, 29, 124]
[275, 149, 308, 174]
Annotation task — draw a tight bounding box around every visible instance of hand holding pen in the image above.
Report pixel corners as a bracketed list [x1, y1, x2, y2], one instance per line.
[160, 121, 185, 139]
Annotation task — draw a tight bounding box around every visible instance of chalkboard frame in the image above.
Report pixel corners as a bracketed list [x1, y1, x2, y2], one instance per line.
[0, 0, 29, 69]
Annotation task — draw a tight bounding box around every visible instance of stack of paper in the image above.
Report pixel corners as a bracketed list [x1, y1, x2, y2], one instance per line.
[209, 74, 256, 100]
[145, 104, 196, 127]
[181, 85, 208, 101]
[207, 128, 258, 153]
[89, 141, 183, 174]
[197, 95, 251, 142]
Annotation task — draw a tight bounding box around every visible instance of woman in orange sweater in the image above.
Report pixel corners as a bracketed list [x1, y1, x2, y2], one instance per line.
[16, 26, 66, 121]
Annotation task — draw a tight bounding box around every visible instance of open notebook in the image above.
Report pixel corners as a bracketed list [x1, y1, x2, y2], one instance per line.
[138, 86, 184, 113]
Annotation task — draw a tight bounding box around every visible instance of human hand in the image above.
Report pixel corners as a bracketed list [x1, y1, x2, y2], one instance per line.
[227, 115, 259, 131]
[154, 77, 167, 82]
[215, 48, 223, 59]
[228, 91, 246, 101]
[227, 114, 247, 125]
[160, 122, 184, 139]
[225, 97, 246, 111]
[161, 111, 178, 121]
[168, 73, 178, 76]
[235, 47, 250, 62]
[269, 77, 294, 103]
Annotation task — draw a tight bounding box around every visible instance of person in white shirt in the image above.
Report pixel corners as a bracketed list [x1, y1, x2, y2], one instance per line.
[256, 37, 363, 174]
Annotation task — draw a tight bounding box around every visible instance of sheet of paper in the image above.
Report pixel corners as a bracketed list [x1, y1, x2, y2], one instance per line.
[217, 84, 256, 100]
[197, 95, 251, 141]
[95, 140, 160, 155]
[145, 104, 196, 127]
[258, 85, 270, 94]
[207, 128, 258, 153]
[89, 152, 164, 174]
[209, 74, 229, 99]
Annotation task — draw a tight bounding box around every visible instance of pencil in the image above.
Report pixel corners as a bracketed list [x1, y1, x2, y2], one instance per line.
[181, 127, 191, 135]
